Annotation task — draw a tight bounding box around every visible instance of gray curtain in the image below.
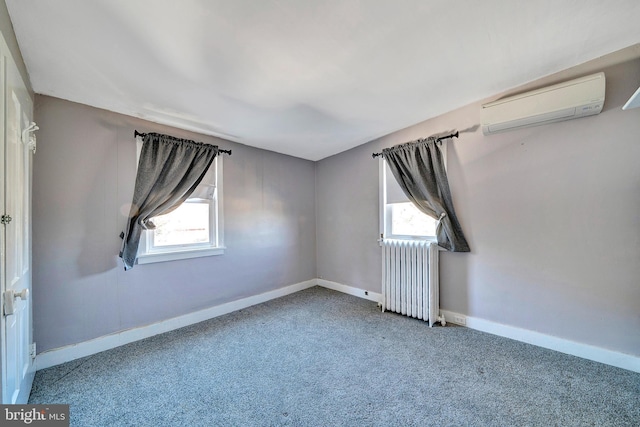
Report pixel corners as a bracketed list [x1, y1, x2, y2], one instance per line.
[382, 136, 470, 252]
[119, 133, 219, 270]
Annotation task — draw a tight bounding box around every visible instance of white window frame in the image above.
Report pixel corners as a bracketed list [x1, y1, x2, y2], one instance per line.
[134, 138, 225, 265]
[379, 142, 447, 243]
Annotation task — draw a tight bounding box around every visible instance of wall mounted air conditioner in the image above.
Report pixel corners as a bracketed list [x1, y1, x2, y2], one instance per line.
[481, 72, 605, 135]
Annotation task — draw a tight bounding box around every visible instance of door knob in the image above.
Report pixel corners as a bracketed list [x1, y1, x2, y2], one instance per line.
[3, 289, 28, 316]
[14, 289, 29, 300]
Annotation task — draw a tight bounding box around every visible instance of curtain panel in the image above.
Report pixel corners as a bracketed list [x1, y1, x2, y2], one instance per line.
[119, 133, 219, 270]
[382, 137, 470, 252]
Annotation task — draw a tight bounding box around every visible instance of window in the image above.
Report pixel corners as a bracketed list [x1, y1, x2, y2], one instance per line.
[379, 147, 446, 240]
[151, 202, 211, 247]
[387, 202, 436, 238]
[135, 140, 224, 264]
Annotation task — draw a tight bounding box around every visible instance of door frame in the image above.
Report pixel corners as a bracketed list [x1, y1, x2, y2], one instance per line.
[0, 28, 34, 404]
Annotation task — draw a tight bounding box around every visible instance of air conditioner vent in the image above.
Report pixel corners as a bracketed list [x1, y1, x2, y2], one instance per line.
[481, 72, 605, 135]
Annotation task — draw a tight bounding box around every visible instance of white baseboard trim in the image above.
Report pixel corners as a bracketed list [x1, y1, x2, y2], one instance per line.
[38, 279, 637, 374]
[36, 279, 317, 370]
[316, 279, 382, 304]
[440, 309, 640, 373]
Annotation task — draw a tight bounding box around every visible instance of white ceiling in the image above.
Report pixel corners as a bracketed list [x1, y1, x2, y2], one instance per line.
[6, 0, 640, 160]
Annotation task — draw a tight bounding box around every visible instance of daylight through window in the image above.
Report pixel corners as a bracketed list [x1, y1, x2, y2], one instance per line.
[389, 202, 436, 237]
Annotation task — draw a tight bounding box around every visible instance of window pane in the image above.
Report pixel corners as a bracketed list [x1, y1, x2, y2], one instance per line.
[152, 202, 210, 246]
[390, 202, 436, 236]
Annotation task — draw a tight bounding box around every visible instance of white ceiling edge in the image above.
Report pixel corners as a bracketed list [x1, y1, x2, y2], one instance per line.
[51, 42, 639, 162]
[7, 1, 640, 161]
[39, 40, 639, 162]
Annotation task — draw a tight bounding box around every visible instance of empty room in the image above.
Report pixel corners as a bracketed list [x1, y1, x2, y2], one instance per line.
[0, 1, 639, 426]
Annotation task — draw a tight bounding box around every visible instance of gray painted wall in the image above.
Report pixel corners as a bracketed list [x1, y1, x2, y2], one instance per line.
[316, 49, 640, 356]
[32, 96, 316, 352]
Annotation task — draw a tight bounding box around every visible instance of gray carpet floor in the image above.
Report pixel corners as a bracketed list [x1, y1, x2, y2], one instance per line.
[29, 286, 639, 426]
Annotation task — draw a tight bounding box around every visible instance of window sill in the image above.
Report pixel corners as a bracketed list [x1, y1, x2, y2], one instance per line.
[385, 235, 437, 241]
[137, 246, 225, 265]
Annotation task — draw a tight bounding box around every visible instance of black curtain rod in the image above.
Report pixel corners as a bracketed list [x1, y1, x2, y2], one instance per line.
[371, 131, 459, 158]
[135, 130, 232, 155]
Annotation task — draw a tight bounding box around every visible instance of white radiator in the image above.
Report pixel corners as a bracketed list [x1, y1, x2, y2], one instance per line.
[382, 239, 445, 327]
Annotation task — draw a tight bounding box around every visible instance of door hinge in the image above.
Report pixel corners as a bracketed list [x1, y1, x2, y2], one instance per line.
[1, 214, 12, 225]
[30, 343, 36, 360]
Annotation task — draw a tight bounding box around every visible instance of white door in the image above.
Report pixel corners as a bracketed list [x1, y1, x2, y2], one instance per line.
[0, 32, 34, 404]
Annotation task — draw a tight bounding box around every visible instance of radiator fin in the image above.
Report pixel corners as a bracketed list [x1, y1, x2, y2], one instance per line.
[382, 239, 441, 326]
